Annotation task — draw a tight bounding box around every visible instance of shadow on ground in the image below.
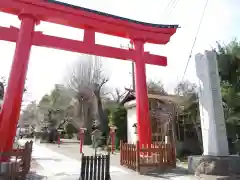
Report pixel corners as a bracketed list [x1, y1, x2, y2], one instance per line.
[145, 167, 240, 180]
[27, 172, 47, 180]
[144, 166, 190, 179]
[199, 175, 240, 180]
[33, 157, 62, 162]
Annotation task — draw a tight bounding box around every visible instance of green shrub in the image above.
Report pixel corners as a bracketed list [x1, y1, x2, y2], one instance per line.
[108, 105, 127, 146]
[65, 123, 78, 138]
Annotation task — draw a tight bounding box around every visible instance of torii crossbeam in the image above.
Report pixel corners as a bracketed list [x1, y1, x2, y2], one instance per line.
[0, 0, 178, 158]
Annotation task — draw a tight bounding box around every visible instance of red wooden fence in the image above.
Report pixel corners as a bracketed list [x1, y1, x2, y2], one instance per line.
[120, 141, 176, 172]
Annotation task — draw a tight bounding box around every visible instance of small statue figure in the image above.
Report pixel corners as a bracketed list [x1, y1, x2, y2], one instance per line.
[91, 126, 102, 155]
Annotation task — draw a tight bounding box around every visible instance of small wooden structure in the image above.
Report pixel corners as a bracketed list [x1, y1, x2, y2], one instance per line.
[120, 141, 176, 173]
[0, 141, 33, 179]
[80, 153, 110, 180]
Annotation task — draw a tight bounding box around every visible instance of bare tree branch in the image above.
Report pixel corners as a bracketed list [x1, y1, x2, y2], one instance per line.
[111, 88, 127, 103]
[147, 79, 167, 95]
[67, 55, 108, 99]
[66, 55, 109, 134]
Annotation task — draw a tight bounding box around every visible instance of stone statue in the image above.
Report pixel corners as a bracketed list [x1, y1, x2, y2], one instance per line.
[91, 127, 102, 155]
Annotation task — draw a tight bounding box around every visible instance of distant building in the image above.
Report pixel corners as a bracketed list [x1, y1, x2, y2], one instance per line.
[122, 90, 202, 154]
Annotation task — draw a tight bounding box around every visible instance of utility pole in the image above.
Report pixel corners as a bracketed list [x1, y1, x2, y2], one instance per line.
[120, 43, 135, 91]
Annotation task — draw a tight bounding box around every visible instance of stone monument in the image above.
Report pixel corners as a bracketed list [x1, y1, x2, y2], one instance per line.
[188, 50, 240, 176]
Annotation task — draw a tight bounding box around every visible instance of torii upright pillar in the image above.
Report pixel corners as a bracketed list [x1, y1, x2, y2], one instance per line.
[134, 40, 152, 146]
[0, 13, 38, 155]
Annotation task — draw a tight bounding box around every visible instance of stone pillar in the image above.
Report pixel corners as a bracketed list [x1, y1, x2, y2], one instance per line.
[195, 50, 229, 156]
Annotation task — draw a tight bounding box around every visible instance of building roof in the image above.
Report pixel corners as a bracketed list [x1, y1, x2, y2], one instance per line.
[121, 90, 192, 105]
[121, 90, 196, 113]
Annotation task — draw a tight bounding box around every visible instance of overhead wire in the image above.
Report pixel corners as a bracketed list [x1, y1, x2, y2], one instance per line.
[163, 0, 176, 15]
[167, 0, 180, 16]
[180, 0, 209, 82]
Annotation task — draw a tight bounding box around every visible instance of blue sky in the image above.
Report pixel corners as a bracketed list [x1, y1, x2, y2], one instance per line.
[0, 0, 239, 108]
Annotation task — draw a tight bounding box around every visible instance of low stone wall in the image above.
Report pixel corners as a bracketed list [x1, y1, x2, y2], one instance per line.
[188, 155, 240, 176]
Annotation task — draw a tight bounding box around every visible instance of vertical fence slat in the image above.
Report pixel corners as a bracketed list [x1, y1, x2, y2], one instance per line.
[136, 141, 140, 172]
[105, 153, 110, 180]
[131, 144, 133, 169]
[90, 156, 93, 180]
[85, 156, 90, 180]
[120, 141, 176, 173]
[126, 144, 130, 167]
[172, 143, 176, 168]
[97, 156, 101, 180]
[81, 154, 86, 180]
[120, 141, 123, 166]
[80, 154, 111, 180]
[101, 155, 105, 180]
[93, 154, 97, 180]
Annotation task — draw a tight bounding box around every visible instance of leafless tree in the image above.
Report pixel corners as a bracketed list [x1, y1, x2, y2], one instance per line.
[147, 79, 167, 95]
[174, 81, 202, 151]
[111, 88, 127, 103]
[67, 55, 109, 136]
[174, 80, 197, 96]
[19, 101, 42, 131]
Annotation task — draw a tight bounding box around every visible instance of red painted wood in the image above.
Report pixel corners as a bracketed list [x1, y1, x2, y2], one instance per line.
[0, 14, 36, 156]
[120, 141, 176, 171]
[0, 0, 177, 44]
[0, 0, 178, 158]
[79, 132, 84, 154]
[134, 40, 152, 146]
[0, 26, 168, 66]
[83, 28, 95, 45]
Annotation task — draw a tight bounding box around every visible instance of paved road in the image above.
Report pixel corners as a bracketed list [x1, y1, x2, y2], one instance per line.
[40, 141, 122, 168]
[19, 139, 217, 179]
[33, 139, 198, 180]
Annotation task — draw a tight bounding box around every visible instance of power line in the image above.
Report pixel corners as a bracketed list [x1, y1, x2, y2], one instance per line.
[163, 0, 176, 15]
[167, 0, 180, 16]
[120, 43, 135, 91]
[181, 0, 209, 82]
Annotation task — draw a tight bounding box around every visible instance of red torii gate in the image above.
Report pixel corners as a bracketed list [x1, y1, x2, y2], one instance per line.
[0, 0, 178, 156]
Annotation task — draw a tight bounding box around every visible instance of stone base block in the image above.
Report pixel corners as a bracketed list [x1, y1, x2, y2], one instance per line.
[188, 155, 240, 176]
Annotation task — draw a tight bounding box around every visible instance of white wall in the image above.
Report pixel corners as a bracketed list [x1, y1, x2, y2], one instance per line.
[124, 100, 138, 144]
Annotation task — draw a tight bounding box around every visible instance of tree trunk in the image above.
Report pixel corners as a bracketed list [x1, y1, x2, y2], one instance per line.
[83, 102, 92, 144]
[95, 91, 108, 134]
